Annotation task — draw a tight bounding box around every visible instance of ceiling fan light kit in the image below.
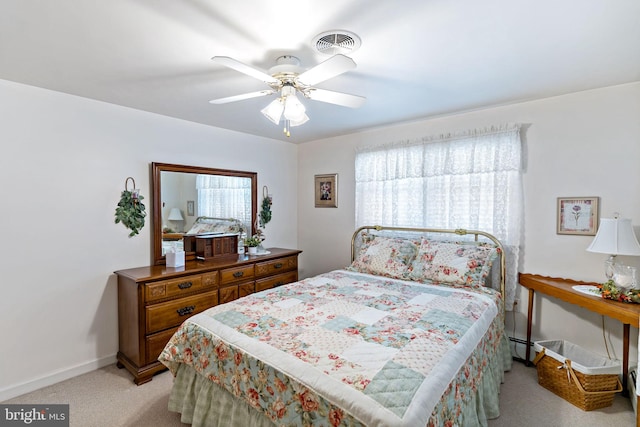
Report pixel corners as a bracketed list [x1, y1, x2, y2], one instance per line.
[260, 84, 309, 136]
[210, 45, 365, 137]
[260, 98, 284, 125]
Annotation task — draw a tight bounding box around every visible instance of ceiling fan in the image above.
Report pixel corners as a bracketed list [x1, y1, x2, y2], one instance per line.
[209, 54, 366, 137]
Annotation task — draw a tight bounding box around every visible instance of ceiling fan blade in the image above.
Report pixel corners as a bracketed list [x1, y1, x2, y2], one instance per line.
[297, 54, 356, 86]
[307, 88, 366, 108]
[209, 90, 275, 104]
[211, 56, 279, 84]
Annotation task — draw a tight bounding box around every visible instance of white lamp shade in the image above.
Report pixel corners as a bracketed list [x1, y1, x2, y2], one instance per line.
[168, 208, 184, 221]
[261, 98, 284, 124]
[289, 113, 309, 127]
[587, 217, 640, 256]
[283, 94, 306, 122]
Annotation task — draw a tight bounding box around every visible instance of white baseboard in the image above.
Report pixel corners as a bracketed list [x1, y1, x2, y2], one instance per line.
[0, 354, 117, 402]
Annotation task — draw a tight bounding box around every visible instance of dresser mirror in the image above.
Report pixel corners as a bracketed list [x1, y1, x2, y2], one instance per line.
[151, 162, 257, 265]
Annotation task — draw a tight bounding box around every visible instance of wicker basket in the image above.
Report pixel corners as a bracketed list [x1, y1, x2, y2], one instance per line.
[533, 340, 622, 411]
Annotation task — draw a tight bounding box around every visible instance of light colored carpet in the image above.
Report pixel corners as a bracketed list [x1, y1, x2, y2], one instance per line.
[3, 361, 635, 426]
[489, 361, 634, 427]
[3, 365, 183, 427]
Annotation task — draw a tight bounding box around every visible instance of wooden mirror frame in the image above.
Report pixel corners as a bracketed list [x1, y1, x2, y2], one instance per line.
[151, 162, 257, 265]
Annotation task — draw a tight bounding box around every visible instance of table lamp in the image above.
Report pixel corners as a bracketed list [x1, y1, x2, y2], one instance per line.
[168, 207, 184, 232]
[587, 215, 640, 287]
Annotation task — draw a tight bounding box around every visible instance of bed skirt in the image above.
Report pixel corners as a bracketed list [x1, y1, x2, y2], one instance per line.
[168, 363, 275, 427]
[167, 335, 512, 427]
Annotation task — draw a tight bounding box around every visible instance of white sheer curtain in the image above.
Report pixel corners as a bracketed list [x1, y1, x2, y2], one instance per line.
[196, 175, 252, 231]
[355, 124, 523, 310]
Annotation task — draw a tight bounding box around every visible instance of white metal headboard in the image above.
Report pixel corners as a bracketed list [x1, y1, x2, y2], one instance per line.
[351, 225, 506, 314]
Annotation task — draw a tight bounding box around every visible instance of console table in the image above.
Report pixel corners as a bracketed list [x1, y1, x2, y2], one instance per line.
[519, 273, 640, 398]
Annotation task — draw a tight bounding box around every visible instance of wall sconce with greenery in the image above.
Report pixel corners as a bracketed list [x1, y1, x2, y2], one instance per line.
[259, 185, 272, 228]
[115, 177, 146, 237]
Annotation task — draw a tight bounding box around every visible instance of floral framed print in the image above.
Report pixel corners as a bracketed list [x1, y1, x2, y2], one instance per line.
[314, 174, 338, 208]
[557, 197, 599, 235]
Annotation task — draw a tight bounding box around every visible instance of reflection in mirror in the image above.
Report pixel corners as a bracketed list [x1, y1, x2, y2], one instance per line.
[152, 163, 257, 265]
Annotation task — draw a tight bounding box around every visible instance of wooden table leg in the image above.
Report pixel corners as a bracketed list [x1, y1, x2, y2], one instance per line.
[623, 323, 629, 397]
[526, 288, 534, 366]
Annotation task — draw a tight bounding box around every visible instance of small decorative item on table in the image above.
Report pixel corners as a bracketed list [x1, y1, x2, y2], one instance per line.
[165, 247, 185, 268]
[598, 280, 640, 303]
[244, 234, 263, 255]
[194, 234, 238, 260]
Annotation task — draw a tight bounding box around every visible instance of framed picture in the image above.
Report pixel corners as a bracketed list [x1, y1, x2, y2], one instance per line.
[557, 197, 599, 235]
[314, 174, 338, 208]
[186, 200, 195, 217]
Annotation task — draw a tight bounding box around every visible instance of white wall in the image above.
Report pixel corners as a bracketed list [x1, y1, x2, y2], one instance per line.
[298, 82, 640, 366]
[0, 79, 298, 400]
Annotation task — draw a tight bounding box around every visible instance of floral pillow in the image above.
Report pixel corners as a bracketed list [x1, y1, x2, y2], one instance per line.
[410, 238, 499, 287]
[407, 238, 438, 280]
[347, 234, 419, 279]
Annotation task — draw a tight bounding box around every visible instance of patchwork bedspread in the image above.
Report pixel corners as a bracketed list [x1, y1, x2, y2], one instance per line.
[159, 269, 503, 426]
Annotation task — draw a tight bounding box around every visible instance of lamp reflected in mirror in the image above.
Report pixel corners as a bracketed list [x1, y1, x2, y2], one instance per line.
[168, 207, 184, 232]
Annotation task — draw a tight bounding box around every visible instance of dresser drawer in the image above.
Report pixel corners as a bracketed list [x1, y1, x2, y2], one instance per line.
[255, 256, 298, 277]
[201, 272, 219, 288]
[146, 327, 178, 364]
[255, 271, 298, 292]
[220, 265, 254, 284]
[239, 282, 255, 298]
[219, 281, 256, 304]
[145, 275, 204, 302]
[219, 285, 239, 305]
[146, 290, 218, 334]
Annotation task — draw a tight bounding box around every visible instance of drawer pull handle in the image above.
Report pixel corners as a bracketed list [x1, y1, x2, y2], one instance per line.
[275, 281, 284, 287]
[233, 271, 244, 278]
[274, 263, 283, 269]
[177, 305, 195, 316]
[178, 282, 193, 289]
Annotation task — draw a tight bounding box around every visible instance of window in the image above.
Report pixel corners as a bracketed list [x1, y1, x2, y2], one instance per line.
[355, 125, 523, 310]
[196, 174, 253, 231]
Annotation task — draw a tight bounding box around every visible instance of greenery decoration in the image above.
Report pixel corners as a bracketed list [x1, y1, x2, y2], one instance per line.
[259, 195, 272, 228]
[244, 235, 263, 247]
[115, 190, 146, 237]
[598, 280, 640, 304]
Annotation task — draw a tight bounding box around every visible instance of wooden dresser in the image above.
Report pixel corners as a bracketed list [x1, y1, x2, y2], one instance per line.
[114, 247, 301, 384]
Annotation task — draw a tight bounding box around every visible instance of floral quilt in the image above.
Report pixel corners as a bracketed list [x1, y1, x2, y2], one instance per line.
[159, 269, 503, 426]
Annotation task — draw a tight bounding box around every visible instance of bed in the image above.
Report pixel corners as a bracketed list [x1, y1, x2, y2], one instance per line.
[159, 225, 512, 426]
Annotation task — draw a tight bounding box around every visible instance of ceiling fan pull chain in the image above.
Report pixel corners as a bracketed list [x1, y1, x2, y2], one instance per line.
[283, 119, 291, 137]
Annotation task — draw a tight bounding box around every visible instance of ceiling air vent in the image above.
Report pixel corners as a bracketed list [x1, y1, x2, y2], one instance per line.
[312, 30, 361, 56]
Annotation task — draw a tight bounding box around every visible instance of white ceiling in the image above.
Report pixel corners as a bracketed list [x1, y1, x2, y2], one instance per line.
[1, 0, 638, 143]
